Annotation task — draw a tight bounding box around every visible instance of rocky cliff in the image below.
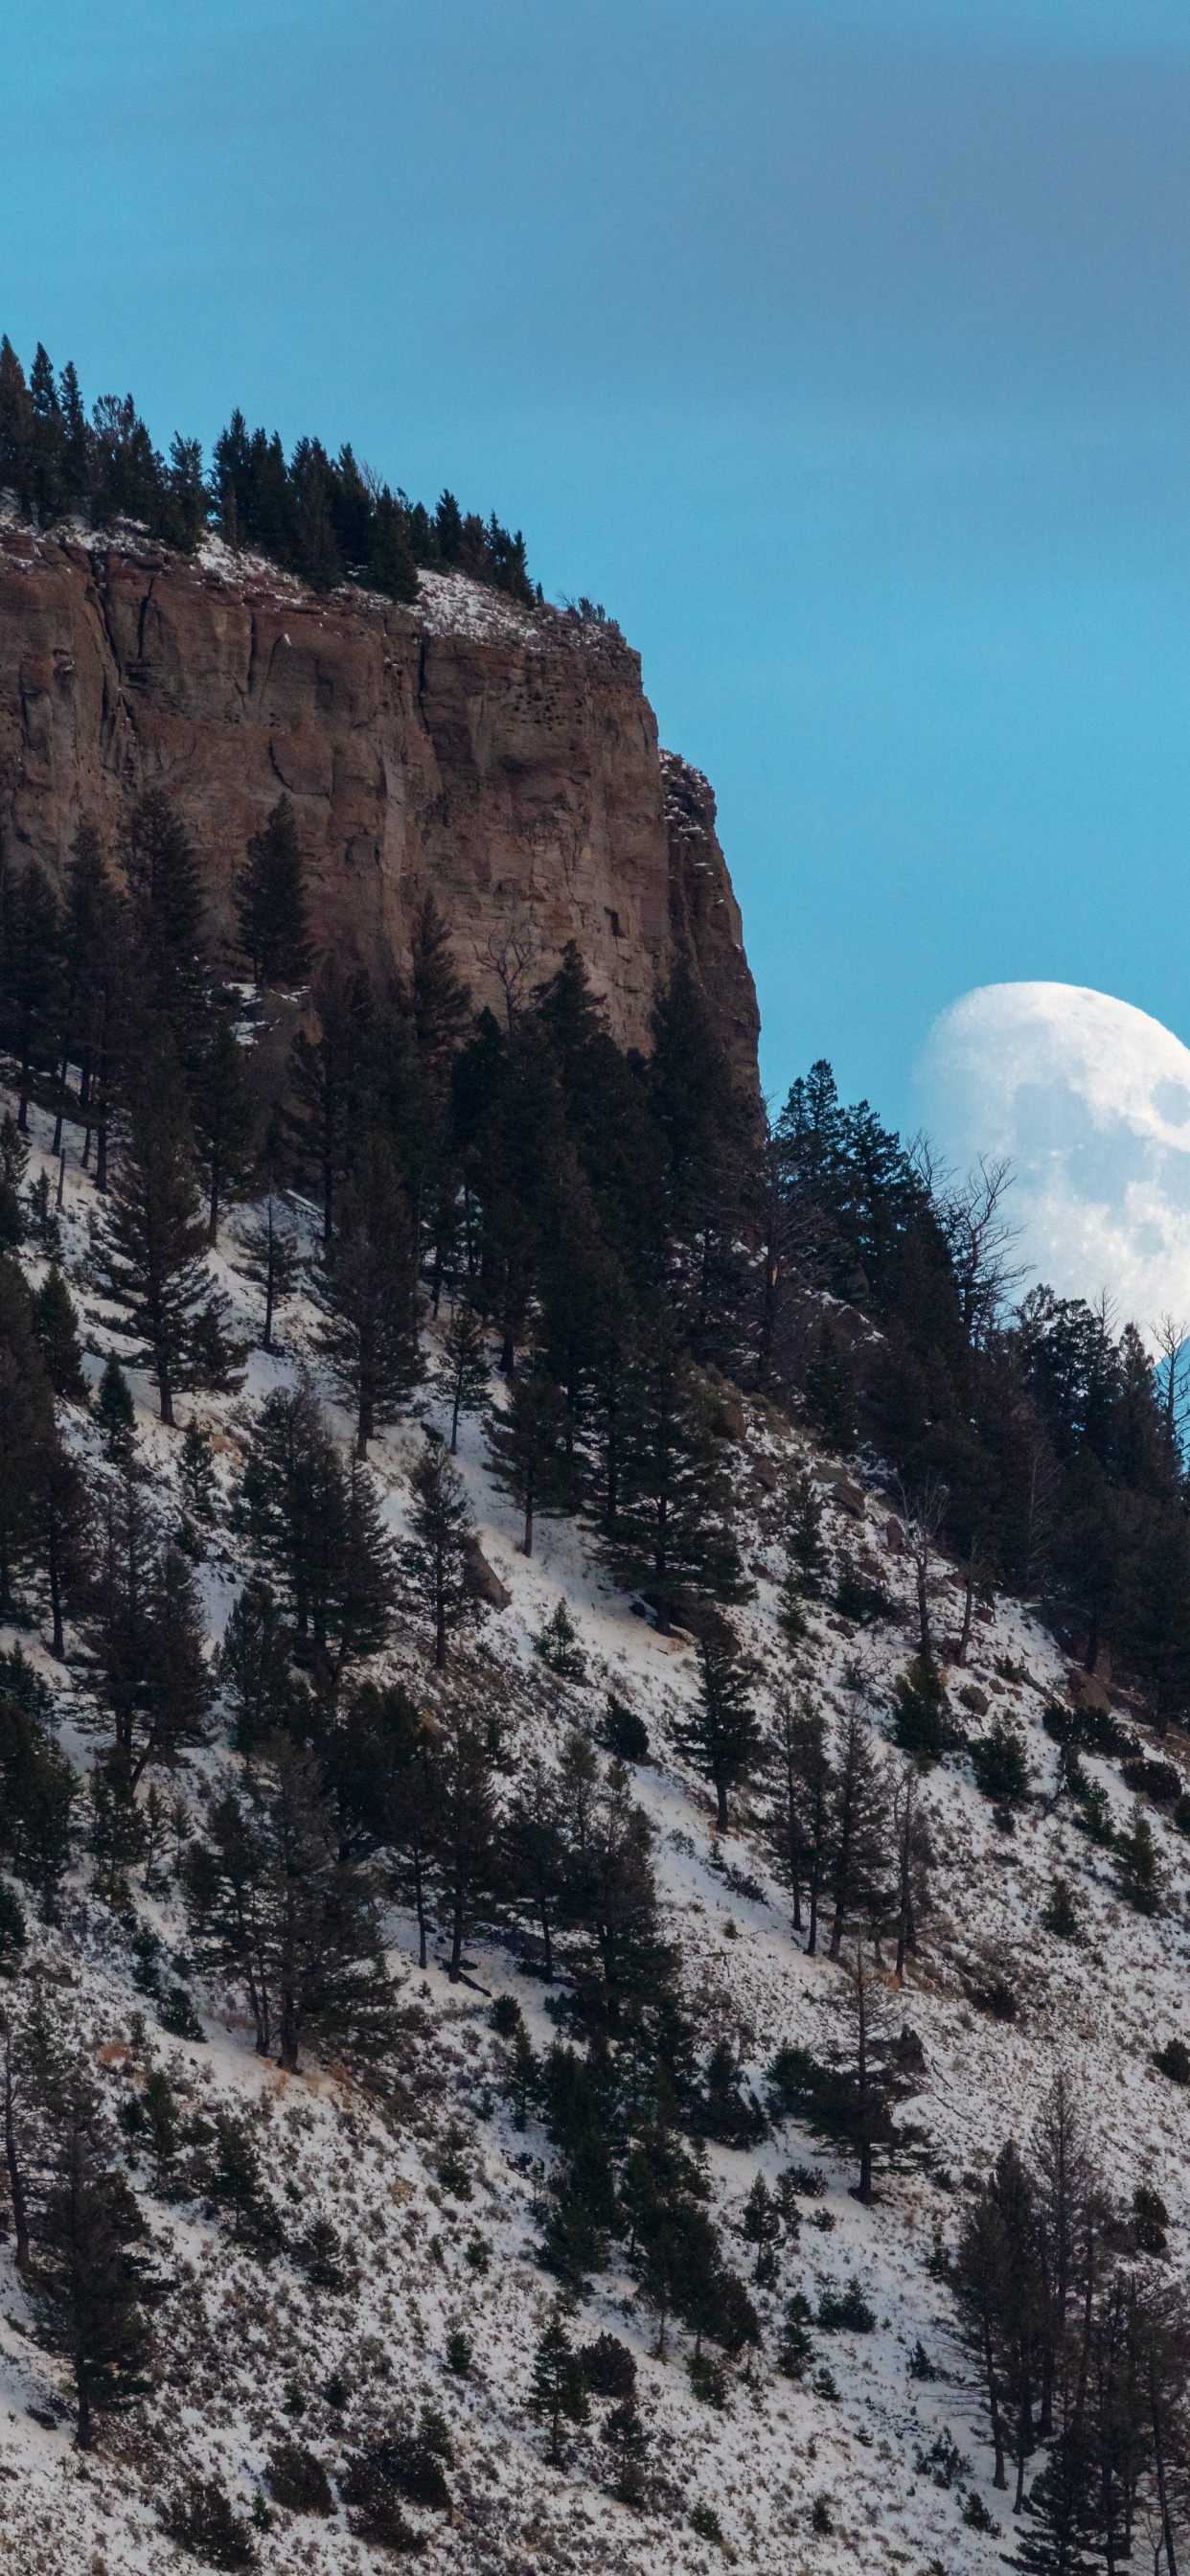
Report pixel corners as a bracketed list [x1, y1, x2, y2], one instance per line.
[0, 521, 759, 1075]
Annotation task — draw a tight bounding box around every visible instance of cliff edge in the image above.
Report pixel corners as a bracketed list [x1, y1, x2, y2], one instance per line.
[0, 522, 759, 1077]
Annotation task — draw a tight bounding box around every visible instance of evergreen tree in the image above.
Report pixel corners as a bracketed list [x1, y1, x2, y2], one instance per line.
[0, 1256, 56, 1619]
[784, 1466, 828, 1597]
[767, 1688, 831, 1945]
[558, 1747, 664, 2036]
[675, 1614, 760, 1831]
[484, 1347, 573, 1556]
[191, 1006, 256, 1240]
[0, 1683, 78, 1917]
[124, 791, 209, 1058]
[98, 1047, 213, 1424]
[890, 1653, 950, 1768]
[606, 1317, 744, 1625]
[648, 958, 760, 1365]
[184, 1736, 389, 2071]
[504, 1753, 567, 1981]
[316, 1133, 420, 1456]
[825, 1707, 888, 1960]
[52, 820, 115, 1154]
[0, 1111, 27, 1247]
[32, 1265, 86, 1403]
[95, 1353, 135, 1459]
[528, 2308, 589, 2464]
[237, 795, 312, 989]
[778, 1944, 915, 2204]
[178, 1418, 217, 1525]
[33, 1428, 87, 1661]
[84, 1477, 212, 1783]
[1113, 1806, 1161, 1915]
[890, 1758, 932, 1977]
[403, 1430, 474, 1669]
[238, 1386, 394, 1692]
[438, 1294, 489, 1452]
[0, 859, 61, 1131]
[218, 1576, 302, 1757]
[28, 2099, 154, 2448]
[432, 1704, 498, 1984]
[326, 1680, 442, 1968]
[603, 2397, 649, 2505]
[286, 957, 372, 1245]
[233, 1190, 301, 1352]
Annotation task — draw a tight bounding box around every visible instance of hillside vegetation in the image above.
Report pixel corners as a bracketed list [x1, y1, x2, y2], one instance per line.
[0, 787, 1187, 2575]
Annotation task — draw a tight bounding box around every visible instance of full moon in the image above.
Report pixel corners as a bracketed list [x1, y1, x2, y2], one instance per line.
[913, 982, 1190, 1338]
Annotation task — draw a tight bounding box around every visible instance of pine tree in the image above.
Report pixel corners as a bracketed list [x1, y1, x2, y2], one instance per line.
[32, 1265, 86, 1403]
[742, 2172, 782, 2280]
[286, 957, 372, 1245]
[528, 2308, 589, 2464]
[0, 859, 61, 1131]
[84, 1478, 212, 1784]
[432, 1704, 498, 1984]
[233, 1191, 301, 1352]
[217, 1576, 302, 1757]
[369, 489, 420, 603]
[0, 1111, 27, 1248]
[891, 1758, 932, 1976]
[675, 1613, 760, 1831]
[191, 1007, 256, 1240]
[33, 1428, 87, 1660]
[98, 1048, 212, 1425]
[603, 2397, 649, 2505]
[28, 2101, 154, 2448]
[0, 336, 34, 508]
[784, 1466, 828, 1596]
[0, 1256, 56, 1620]
[179, 1418, 217, 1525]
[787, 1943, 914, 2204]
[326, 1680, 442, 1968]
[890, 1653, 950, 1768]
[0, 1683, 78, 1918]
[825, 1707, 888, 1960]
[1113, 1805, 1161, 1915]
[124, 791, 209, 1058]
[767, 1688, 831, 1944]
[95, 1353, 135, 1459]
[238, 1387, 394, 1694]
[438, 1295, 489, 1452]
[315, 1134, 420, 1457]
[185, 1736, 389, 2071]
[237, 796, 312, 988]
[504, 1753, 566, 1981]
[484, 1349, 573, 1556]
[606, 1317, 744, 1624]
[404, 1430, 474, 1670]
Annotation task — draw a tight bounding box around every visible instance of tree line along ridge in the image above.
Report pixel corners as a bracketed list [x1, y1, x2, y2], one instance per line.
[0, 332, 538, 607]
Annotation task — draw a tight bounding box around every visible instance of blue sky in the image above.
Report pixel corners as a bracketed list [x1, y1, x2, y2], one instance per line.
[3, 0, 1190, 1128]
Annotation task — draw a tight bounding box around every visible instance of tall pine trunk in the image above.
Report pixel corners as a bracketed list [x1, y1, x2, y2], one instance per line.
[3, 2035, 29, 2270]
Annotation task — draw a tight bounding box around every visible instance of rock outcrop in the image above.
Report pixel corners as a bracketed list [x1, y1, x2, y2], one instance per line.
[0, 524, 759, 1077]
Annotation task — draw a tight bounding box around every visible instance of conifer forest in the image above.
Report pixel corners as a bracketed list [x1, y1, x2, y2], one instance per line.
[1, 334, 1190, 2576]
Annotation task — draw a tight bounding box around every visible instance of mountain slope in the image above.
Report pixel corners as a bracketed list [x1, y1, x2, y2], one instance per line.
[3, 1106, 1189, 2576]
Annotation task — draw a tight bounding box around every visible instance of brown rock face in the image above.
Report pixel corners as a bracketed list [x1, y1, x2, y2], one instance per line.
[0, 526, 759, 1077]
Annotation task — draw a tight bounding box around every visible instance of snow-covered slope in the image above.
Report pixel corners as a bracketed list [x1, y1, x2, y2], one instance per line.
[5, 1108, 1190, 2576]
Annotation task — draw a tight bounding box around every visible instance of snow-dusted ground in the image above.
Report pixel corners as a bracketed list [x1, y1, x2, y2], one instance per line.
[4, 1103, 1190, 2576]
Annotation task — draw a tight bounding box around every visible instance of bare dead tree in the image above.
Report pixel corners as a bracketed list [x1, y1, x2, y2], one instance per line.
[1154, 1313, 1190, 1456]
[486, 916, 540, 1029]
[939, 1155, 1024, 1347]
[894, 1472, 950, 1659]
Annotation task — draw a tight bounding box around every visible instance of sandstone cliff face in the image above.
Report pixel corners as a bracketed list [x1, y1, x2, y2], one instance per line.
[0, 523, 759, 1076]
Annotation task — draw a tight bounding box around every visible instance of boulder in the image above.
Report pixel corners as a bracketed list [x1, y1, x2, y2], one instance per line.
[1068, 1668, 1111, 1718]
[465, 1542, 510, 1611]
